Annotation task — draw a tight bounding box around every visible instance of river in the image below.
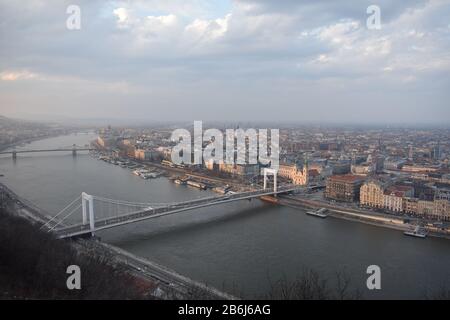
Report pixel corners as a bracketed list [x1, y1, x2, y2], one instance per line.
[1, 133, 449, 299]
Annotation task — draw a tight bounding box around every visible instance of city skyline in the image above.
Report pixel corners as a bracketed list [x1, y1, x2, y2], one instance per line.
[1, 0, 450, 124]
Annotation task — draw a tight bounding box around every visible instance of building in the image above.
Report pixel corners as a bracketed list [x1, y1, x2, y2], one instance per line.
[325, 175, 365, 202]
[97, 135, 117, 149]
[205, 159, 216, 171]
[403, 197, 450, 221]
[373, 156, 385, 173]
[351, 163, 375, 176]
[156, 146, 173, 161]
[383, 193, 404, 212]
[402, 165, 440, 173]
[330, 160, 351, 175]
[234, 164, 260, 177]
[432, 143, 442, 160]
[434, 199, 450, 220]
[413, 182, 435, 201]
[218, 163, 259, 177]
[383, 186, 414, 213]
[278, 159, 309, 186]
[435, 186, 450, 201]
[112, 148, 128, 158]
[134, 149, 159, 161]
[403, 197, 418, 214]
[417, 200, 435, 217]
[384, 158, 406, 170]
[123, 145, 136, 158]
[360, 180, 386, 208]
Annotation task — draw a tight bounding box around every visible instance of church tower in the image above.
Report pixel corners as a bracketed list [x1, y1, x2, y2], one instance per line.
[303, 155, 309, 186]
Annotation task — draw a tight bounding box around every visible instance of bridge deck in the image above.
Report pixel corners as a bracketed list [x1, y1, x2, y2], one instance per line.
[0, 148, 93, 154]
[56, 186, 300, 239]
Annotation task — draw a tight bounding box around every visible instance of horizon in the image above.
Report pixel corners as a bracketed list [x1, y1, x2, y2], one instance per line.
[3, 113, 450, 130]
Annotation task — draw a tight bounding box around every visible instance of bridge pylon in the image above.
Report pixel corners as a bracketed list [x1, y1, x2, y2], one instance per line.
[12, 150, 17, 160]
[263, 168, 278, 194]
[72, 144, 77, 157]
[81, 192, 95, 236]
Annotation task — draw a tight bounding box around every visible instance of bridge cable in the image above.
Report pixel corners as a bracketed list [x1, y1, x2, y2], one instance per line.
[47, 203, 82, 232]
[40, 195, 81, 230]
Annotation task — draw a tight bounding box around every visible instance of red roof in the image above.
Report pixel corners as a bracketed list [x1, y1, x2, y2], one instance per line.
[384, 185, 414, 197]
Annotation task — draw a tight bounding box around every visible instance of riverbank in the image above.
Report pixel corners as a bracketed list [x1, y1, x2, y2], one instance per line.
[0, 203, 149, 299]
[278, 195, 450, 240]
[128, 158, 253, 192]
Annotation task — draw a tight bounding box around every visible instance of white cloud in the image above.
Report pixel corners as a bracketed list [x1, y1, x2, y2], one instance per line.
[0, 70, 37, 81]
[113, 7, 131, 28]
[185, 14, 231, 40]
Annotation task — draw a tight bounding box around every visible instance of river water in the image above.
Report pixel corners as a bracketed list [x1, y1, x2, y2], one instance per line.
[1, 133, 449, 299]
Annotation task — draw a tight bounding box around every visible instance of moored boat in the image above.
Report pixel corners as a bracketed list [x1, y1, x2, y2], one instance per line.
[306, 208, 329, 218]
[404, 225, 427, 238]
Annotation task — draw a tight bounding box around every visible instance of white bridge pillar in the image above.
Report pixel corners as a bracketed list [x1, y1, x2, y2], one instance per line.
[263, 168, 278, 194]
[81, 192, 95, 236]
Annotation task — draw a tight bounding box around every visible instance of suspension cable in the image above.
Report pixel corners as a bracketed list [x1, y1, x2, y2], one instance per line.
[47, 203, 82, 232]
[40, 195, 81, 230]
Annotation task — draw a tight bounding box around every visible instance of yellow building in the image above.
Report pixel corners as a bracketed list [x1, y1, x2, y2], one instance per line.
[278, 160, 309, 186]
[434, 199, 450, 221]
[417, 200, 435, 217]
[383, 193, 404, 212]
[360, 180, 385, 208]
[404, 198, 419, 214]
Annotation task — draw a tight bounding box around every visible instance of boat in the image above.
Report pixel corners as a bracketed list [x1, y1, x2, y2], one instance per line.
[186, 180, 207, 190]
[260, 195, 279, 204]
[404, 226, 427, 238]
[306, 208, 329, 218]
[174, 178, 187, 185]
[212, 185, 231, 194]
[141, 172, 158, 179]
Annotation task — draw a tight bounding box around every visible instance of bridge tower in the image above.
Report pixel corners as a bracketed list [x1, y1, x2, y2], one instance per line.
[263, 168, 278, 194]
[12, 150, 17, 160]
[81, 192, 95, 236]
[72, 144, 77, 157]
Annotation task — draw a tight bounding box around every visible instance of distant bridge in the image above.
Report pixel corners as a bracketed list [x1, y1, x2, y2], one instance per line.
[41, 170, 302, 239]
[0, 145, 93, 159]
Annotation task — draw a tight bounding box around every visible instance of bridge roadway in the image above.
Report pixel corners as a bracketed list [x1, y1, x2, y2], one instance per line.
[56, 185, 300, 239]
[0, 148, 93, 155]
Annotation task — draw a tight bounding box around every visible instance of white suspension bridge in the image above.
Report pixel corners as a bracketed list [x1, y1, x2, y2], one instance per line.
[40, 170, 302, 239]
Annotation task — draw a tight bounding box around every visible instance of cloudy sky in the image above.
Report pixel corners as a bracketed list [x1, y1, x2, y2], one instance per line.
[0, 0, 449, 124]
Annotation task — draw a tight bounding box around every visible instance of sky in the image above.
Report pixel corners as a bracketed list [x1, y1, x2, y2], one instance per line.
[0, 0, 449, 124]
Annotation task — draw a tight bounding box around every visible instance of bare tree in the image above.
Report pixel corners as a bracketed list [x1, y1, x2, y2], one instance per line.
[264, 268, 362, 300]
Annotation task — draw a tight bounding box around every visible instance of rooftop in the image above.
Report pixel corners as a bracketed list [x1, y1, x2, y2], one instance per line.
[328, 174, 365, 183]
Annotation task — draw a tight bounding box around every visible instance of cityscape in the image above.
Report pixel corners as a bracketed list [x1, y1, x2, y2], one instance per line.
[1, 0, 450, 308]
